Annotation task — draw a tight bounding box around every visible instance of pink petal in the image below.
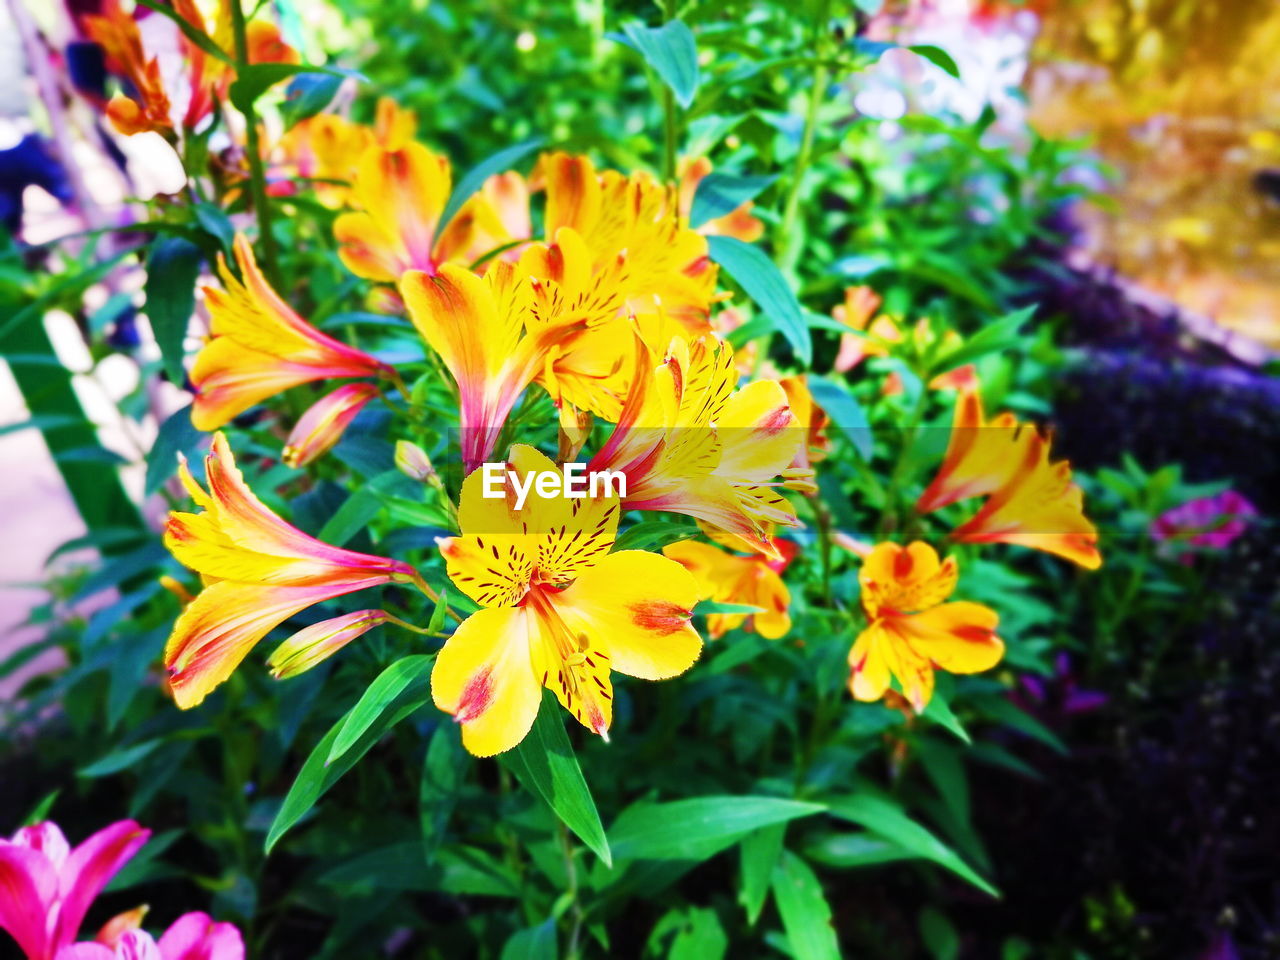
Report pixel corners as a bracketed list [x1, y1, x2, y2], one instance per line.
[52, 822, 150, 950]
[0, 841, 57, 960]
[12, 823, 71, 870]
[157, 913, 245, 960]
[55, 945, 117, 960]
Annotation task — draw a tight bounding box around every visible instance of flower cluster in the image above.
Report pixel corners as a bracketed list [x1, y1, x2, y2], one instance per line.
[0, 820, 241, 960]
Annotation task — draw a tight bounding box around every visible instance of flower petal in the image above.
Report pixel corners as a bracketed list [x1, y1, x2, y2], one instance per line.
[156, 912, 245, 960]
[53, 821, 150, 951]
[553, 551, 702, 681]
[0, 841, 57, 960]
[431, 606, 542, 757]
[890, 601, 1004, 675]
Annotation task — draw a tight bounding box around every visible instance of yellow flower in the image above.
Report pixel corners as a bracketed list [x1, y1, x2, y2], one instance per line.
[191, 235, 392, 430]
[433, 445, 703, 756]
[848, 541, 1004, 710]
[587, 336, 804, 557]
[663, 539, 795, 639]
[163, 434, 419, 708]
[540, 152, 718, 335]
[918, 388, 1102, 570]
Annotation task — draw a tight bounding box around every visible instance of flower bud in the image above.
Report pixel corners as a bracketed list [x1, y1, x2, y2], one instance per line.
[395, 440, 437, 482]
[283, 383, 380, 468]
[267, 610, 391, 679]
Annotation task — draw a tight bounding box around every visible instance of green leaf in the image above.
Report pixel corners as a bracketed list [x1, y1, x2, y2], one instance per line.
[134, 0, 231, 64]
[805, 831, 920, 869]
[978, 696, 1068, 754]
[327, 655, 435, 765]
[909, 44, 961, 79]
[145, 406, 204, 497]
[669, 907, 728, 960]
[706, 235, 811, 364]
[930, 306, 1035, 377]
[145, 237, 203, 387]
[420, 722, 466, 863]
[739, 822, 785, 924]
[772, 851, 842, 960]
[318, 473, 397, 545]
[609, 796, 824, 863]
[919, 906, 960, 960]
[438, 138, 545, 236]
[427, 586, 450, 635]
[806, 374, 872, 460]
[613, 519, 699, 552]
[193, 203, 235, 253]
[826, 794, 998, 896]
[22, 790, 60, 826]
[266, 683, 431, 852]
[689, 173, 776, 229]
[79, 739, 164, 777]
[618, 20, 700, 109]
[0, 415, 84, 438]
[500, 919, 557, 960]
[230, 63, 341, 115]
[922, 682, 971, 744]
[504, 692, 611, 866]
[695, 600, 765, 615]
[280, 72, 345, 128]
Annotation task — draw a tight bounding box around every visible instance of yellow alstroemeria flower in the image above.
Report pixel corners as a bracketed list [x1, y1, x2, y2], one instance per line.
[335, 142, 519, 283]
[917, 388, 1102, 569]
[588, 335, 805, 557]
[191, 235, 393, 430]
[433, 445, 703, 756]
[163, 434, 421, 708]
[663, 538, 795, 639]
[540, 152, 718, 336]
[849, 542, 1004, 710]
[400, 261, 606, 472]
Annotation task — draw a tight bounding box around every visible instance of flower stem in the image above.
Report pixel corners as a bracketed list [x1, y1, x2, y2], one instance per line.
[777, 3, 832, 271]
[229, 0, 279, 285]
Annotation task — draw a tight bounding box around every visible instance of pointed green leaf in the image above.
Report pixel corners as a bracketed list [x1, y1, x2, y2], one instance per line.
[504, 691, 611, 866]
[145, 237, 203, 387]
[909, 44, 961, 80]
[707, 235, 811, 364]
[739, 822, 785, 924]
[145, 406, 204, 497]
[806, 374, 873, 460]
[772, 851, 842, 960]
[266, 683, 431, 852]
[609, 796, 823, 863]
[327, 655, 435, 765]
[439, 138, 545, 235]
[500, 919, 557, 960]
[689, 173, 776, 229]
[617, 20, 700, 108]
[826, 794, 998, 896]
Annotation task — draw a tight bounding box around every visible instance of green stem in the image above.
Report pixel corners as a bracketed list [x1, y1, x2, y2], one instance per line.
[660, 0, 679, 183]
[559, 822, 585, 960]
[229, 0, 279, 284]
[777, 5, 832, 270]
[877, 383, 930, 536]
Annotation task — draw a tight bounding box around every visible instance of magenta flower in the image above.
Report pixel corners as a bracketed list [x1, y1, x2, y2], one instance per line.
[1151, 490, 1258, 560]
[0, 820, 149, 960]
[56, 912, 244, 960]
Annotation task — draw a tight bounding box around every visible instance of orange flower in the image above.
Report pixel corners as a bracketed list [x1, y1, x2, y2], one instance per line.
[949, 430, 1103, 569]
[163, 434, 420, 707]
[191, 235, 393, 430]
[916, 388, 1038, 514]
[832, 286, 901, 372]
[917, 388, 1102, 569]
[848, 542, 1003, 710]
[779, 376, 830, 490]
[82, 0, 172, 136]
[664, 538, 795, 639]
[677, 156, 765, 242]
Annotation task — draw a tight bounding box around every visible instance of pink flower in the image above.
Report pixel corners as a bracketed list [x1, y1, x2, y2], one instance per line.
[1151, 490, 1258, 559]
[56, 912, 243, 960]
[0, 820, 149, 960]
